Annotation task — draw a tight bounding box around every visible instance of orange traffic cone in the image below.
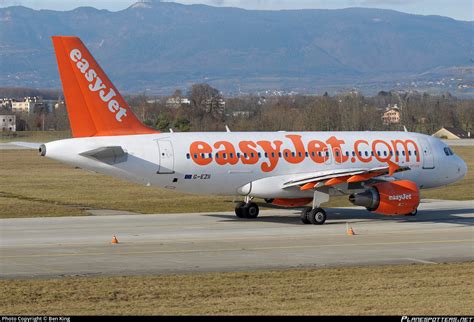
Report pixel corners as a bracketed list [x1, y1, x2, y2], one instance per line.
[346, 223, 356, 236]
[111, 235, 119, 244]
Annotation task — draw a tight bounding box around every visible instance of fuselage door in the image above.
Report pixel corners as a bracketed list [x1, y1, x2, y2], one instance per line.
[418, 137, 435, 169]
[157, 140, 175, 174]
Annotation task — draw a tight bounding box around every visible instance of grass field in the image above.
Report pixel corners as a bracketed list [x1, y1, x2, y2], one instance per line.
[1, 262, 473, 315]
[0, 130, 71, 143]
[0, 143, 472, 218]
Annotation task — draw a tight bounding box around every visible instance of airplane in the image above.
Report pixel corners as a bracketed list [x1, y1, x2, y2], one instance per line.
[35, 36, 467, 225]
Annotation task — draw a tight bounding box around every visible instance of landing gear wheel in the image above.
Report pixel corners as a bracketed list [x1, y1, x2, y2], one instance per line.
[244, 202, 259, 219]
[405, 209, 417, 217]
[235, 202, 246, 218]
[300, 207, 311, 224]
[308, 208, 327, 225]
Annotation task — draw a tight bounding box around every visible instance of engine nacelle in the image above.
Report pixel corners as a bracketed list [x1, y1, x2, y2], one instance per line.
[349, 180, 420, 216]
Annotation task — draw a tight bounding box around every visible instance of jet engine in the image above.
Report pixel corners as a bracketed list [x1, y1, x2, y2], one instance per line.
[349, 180, 419, 215]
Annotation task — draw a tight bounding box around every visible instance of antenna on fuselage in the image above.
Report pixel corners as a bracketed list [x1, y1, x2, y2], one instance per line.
[225, 125, 231, 132]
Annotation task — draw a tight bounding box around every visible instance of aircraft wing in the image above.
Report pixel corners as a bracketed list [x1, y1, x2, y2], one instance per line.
[282, 161, 410, 191]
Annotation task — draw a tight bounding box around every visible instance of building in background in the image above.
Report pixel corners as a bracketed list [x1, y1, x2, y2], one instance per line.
[11, 97, 40, 114]
[9, 97, 59, 114]
[432, 127, 471, 139]
[166, 97, 191, 108]
[381, 104, 401, 125]
[0, 114, 16, 131]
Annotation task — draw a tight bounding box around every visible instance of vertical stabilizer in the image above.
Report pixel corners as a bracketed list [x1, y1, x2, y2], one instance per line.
[52, 36, 156, 137]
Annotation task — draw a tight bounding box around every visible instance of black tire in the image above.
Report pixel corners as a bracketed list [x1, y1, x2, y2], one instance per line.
[300, 207, 311, 224]
[244, 202, 259, 219]
[405, 209, 417, 217]
[235, 202, 246, 218]
[308, 208, 327, 225]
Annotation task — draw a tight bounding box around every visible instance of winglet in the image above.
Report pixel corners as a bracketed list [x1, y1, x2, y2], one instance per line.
[52, 36, 157, 138]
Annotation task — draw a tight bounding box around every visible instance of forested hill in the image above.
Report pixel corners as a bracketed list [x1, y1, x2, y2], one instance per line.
[0, 1, 472, 94]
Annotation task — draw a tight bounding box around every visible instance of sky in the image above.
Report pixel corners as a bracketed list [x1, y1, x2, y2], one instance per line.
[0, 0, 472, 21]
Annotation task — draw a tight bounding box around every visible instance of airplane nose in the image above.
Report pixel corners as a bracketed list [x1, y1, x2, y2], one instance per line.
[459, 158, 468, 178]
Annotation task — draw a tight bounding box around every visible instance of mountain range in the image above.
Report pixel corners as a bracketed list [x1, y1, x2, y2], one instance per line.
[0, 1, 472, 95]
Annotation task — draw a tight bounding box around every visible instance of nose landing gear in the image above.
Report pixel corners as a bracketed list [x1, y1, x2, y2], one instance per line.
[235, 197, 259, 219]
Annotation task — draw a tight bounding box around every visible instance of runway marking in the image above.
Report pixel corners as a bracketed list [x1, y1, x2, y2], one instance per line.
[2, 225, 472, 248]
[1, 239, 471, 259]
[406, 258, 438, 264]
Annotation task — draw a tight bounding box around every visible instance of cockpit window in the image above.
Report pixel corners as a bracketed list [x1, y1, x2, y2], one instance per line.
[444, 147, 454, 156]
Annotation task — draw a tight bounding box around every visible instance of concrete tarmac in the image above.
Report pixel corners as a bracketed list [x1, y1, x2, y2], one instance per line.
[1, 199, 473, 279]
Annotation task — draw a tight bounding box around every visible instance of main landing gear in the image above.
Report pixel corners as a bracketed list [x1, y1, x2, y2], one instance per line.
[300, 207, 327, 225]
[235, 197, 259, 219]
[404, 209, 418, 217]
[300, 190, 330, 225]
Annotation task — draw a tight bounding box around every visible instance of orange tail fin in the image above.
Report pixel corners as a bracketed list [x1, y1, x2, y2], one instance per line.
[52, 36, 157, 137]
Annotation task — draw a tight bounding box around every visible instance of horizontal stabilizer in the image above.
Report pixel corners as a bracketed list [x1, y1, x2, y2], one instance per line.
[80, 146, 127, 165]
[9, 142, 42, 150]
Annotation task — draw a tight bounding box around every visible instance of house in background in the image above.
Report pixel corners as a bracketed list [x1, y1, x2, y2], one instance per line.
[381, 104, 400, 125]
[0, 114, 16, 131]
[432, 127, 471, 139]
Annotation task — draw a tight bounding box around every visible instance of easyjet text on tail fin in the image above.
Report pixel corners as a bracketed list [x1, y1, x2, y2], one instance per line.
[52, 36, 157, 137]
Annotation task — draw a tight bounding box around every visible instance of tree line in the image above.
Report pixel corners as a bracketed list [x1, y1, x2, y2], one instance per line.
[1, 84, 473, 134]
[127, 85, 473, 135]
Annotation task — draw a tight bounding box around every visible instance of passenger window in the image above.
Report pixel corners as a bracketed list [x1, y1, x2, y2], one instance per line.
[384, 151, 387, 156]
[186, 153, 190, 159]
[258, 152, 262, 158]
[208, 153, 212, 158]
[194, 154, 198, 159]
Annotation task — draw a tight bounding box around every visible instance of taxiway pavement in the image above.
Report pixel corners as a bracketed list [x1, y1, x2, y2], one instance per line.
[1, 199, 473, 279]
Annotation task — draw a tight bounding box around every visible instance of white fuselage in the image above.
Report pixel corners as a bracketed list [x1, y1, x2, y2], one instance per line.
[43, 131, 467, 199]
